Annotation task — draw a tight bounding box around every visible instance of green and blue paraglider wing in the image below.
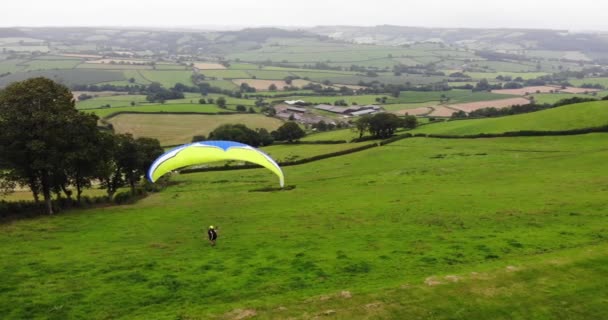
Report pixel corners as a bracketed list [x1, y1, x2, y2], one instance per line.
[147, 140, 284, 187]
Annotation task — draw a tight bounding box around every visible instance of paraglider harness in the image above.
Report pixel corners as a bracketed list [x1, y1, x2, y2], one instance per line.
[208, 228, 218, 242]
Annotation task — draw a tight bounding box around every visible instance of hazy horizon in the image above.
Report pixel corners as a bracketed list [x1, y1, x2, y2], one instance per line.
[3, 0, 608, 32]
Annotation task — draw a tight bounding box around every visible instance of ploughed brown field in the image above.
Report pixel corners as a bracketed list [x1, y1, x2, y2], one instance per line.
[193, 62, 226, 70]
[491, 86, 560, 95]
[232, 79, 312, 91]
[559, 87, 601, 94]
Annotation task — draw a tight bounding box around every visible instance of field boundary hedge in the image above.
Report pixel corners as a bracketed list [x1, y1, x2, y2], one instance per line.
[421, 125, 608, 139]
[180, 142, 379, 174]
[180, 124, 608, 174]
[272, 140, 347, 145]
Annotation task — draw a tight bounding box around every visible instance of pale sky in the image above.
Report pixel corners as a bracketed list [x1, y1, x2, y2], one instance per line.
[2, 0, 608, 31]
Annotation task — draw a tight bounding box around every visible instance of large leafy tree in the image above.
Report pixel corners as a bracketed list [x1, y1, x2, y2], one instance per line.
[0, 77, 81, 214]
[63, 112, 106, 202]
[273, 122, 305, 142]
[367, 113, 402, 138]
[354, 115, 371, 139]
[113, 134, 163, 195]
[209, 124, 262, 146]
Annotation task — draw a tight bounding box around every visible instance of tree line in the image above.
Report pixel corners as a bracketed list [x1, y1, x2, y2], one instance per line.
[0, 78, 164, 215]
[355, 113, 418, 139]
[192, 121, 306, 147]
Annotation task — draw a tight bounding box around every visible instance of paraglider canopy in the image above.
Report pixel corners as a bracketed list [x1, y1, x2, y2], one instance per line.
[147, 140, 285, 187]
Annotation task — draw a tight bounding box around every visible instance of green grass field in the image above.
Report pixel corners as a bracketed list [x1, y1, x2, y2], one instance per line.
[244, 70, 294, 80]
[204, 80, 239, 90]
[21, 59, 82, 71]
[138, 70, 195, 87]
[0, 69, 125, 87]
[76, 95, 149, 109]
[301, 129, 361, 142]
[260, 142, 371, 162]
[199, 69, 251, 79]
[87, 103, 229, 119]
[77, 63, 153, 70]
[1, 133, 607, 318]
[465, 72, 548, 80]
[107, 113, 284, 145]
[0, 59, 26, 73]
[411, 101, 608, 135]
[569, 77, 608, 88]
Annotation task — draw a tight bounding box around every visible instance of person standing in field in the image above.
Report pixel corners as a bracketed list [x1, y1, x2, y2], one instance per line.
[207, 226, 218, 246]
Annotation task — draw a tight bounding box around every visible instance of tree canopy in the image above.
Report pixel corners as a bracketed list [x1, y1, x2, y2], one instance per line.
[0, 77, 164, 215]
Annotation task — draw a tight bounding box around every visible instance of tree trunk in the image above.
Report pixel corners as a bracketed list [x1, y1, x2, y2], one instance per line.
[130, 179, 136, 195]
[44, 194, 53, 215]
[28, 177, 40, 203]
[41, 174, 54, 215]
[42, 188, 53, 215]
[76, 184, 82, 203]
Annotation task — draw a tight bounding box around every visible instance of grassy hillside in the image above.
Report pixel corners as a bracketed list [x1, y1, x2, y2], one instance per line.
[1, 134, 607, 319]
[411, 100, 608, 135]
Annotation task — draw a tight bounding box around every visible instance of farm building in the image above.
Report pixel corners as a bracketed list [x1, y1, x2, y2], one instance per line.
[276, 111, 334, 125]
[351, 109, 379, 116]
[286, 106, 307, 113]
[284, 100, 306, 105]
[314, 104, 383, 115]
[314, 104, 350, 113]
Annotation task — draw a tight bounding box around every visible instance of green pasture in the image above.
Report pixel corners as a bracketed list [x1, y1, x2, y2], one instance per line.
[569, 77, 608, 88]
[244, 70, 295, 80]
[138, 70, 195, 87]
[465, 72, 547, 80]
[300, 129, 360, 142]
[87, 103, 229, 119]
[204, 80, 239, 90]
[1, 133, 607, 318]
[20, 59, 81, 71]
[76, 95, 149, 110]
[466, 60, 537, 72]
[260, 142, 371, 162]
[200, 69, 251, 79]
[0, 59, 26, 73]
[0, 69, 125, 87]
[77, 64, 153, 70]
